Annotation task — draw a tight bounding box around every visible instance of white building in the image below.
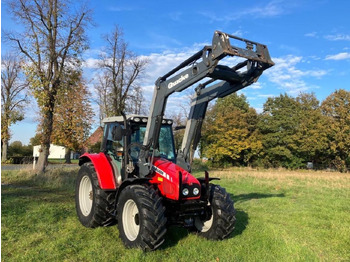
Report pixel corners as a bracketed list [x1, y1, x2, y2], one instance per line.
[33, 144, 77, 159]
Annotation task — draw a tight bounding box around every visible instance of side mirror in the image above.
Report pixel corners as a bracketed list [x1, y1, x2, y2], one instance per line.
[112, 125, 123, 141]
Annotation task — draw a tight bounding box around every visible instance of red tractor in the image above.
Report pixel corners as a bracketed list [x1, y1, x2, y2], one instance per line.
[75, 31, 274, 250]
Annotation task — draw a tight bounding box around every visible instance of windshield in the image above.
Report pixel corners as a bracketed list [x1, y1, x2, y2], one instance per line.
[131, 125, 175, 162]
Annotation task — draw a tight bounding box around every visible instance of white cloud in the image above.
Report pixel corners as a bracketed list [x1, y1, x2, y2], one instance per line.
[325, 34, 350, 41]
[258, 94, 276, 98]
[198, 0, 291, 23]
[139, 47, 200, 88]
[248, 82, 262, 89]
[305, 32, 318, 38]
[264, 55, 327, 95]
[325, 52, 350, 60]
[83, 58, 100, 69]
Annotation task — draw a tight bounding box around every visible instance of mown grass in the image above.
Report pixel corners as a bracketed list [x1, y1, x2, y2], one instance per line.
[2, 167, 349, 261]
[48, 159, 79, 164]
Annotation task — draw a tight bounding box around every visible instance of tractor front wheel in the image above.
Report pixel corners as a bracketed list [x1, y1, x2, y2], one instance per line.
[117, 185, 167, 251]
[194, 184, 236, 240]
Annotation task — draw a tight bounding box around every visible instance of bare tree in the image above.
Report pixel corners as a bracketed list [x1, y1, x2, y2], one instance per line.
[97, 26, 148, 116]
[6, 0, 91, 173]
[1, 53, 28, 162]
[126, 85, 145, 115]
[94, 72, 112, 126]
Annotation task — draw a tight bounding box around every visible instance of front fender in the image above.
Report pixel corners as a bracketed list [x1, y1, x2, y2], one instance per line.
[79, 152, 116, 190]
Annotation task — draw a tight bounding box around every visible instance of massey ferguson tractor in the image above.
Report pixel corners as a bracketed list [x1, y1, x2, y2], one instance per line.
[75, 31, 274, 250]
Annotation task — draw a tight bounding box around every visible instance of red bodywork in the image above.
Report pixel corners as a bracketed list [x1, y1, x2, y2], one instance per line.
[79, 153, 117, 190]
[80, 153, 200, 200]
[149, 158, 201, 200]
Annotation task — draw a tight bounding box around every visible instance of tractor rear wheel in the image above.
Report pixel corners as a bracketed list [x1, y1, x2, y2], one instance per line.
[194, 184, 236, 240]
[117, 185, 167, 251]
[75, 162, 117, 227]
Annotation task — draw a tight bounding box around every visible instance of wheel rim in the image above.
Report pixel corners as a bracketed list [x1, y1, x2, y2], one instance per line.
[195, 208, 214, 232]
[79, 175, 93, 216]
[122, 199, 140, 241]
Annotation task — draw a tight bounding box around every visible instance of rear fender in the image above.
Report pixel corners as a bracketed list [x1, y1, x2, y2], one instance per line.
[79, 153, 116, 190]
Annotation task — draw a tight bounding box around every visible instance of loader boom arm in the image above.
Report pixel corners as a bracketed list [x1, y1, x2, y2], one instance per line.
[176, 62, 264, 170]
[139, 31, 274, 176]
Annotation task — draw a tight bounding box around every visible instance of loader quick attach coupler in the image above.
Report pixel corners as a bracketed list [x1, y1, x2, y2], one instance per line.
[212, 31, 274, 66]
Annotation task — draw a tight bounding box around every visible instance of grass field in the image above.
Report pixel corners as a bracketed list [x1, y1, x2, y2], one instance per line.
[2, 167, 349, 261]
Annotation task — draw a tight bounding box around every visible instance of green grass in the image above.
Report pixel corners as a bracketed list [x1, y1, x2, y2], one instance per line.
[2, 168, 350, 261]
[48, 159, 79, 164]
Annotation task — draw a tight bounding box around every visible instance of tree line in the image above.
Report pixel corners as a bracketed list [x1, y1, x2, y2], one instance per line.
[200, 90, 350, 172]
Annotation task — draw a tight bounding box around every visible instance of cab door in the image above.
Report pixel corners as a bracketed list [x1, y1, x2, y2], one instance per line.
[103, 123, 124, 186]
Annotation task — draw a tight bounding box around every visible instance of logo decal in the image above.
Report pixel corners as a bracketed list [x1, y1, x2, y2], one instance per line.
[168, 74, 189, 89]
[152, 165, 173, 182]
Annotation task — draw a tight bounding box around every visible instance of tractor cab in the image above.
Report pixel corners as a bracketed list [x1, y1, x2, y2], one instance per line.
[101, 115, 176, 182]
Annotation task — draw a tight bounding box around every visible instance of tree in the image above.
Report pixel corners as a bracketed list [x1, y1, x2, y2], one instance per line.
[321, 89, 350, 172]
[259, 93, 331, 169]
[50, 71, 94, 163]
[168, 111, 187, 152]
[1, 53, 27, 162]
[95, 72, 112, 125]
[201, 93, 262, 167]
[6, 0, 91, 173]
[292, 93, 330, 168]
[259, 94, 302, 168]
[8, 141, 32, 157]
[30, 133, 42, 146]
[96, 26, 147, 117]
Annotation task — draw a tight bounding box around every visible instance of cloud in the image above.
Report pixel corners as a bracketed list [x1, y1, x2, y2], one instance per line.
[198, 0, 294, 23]
[258, 94, 276, 98]
[108, 5, 137, 12]
[83, 58, 100, 69]
[304, 32, 350, 41]
[168, 12, 183, 22]
[325, 34, 350, 41]
[305, 32, 318, 38]
[264, 55, 327, 94]
[248, 82, 263, 89]
[139, 47, 200, 87]
[325, 52, 350, 60]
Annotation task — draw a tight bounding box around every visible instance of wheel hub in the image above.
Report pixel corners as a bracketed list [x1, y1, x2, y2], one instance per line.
[89, 191, 93, 200]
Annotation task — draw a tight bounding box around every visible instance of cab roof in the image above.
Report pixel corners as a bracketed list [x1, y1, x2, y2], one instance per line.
[102, 115, 173, 125]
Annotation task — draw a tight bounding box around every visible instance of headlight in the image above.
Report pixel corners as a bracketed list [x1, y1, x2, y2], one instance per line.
[193, 188, 199, 195]
[182, 188, 189, 196]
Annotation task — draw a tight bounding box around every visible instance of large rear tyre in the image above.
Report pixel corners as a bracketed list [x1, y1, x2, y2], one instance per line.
[117, 185, 167, 251]
[194, 184, 236, 240]
[75, 162, 117, 227]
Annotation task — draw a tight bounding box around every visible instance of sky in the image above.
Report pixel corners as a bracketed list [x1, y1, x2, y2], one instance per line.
[1, 0, 350, 145]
